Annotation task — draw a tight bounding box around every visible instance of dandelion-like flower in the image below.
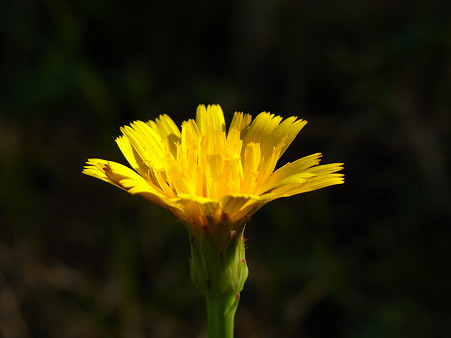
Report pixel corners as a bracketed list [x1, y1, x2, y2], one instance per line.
[84, 104, 343, 227]
[83, 104, 344, 337]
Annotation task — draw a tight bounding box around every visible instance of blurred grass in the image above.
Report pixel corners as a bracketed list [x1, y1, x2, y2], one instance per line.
[1, 0, 451, 337]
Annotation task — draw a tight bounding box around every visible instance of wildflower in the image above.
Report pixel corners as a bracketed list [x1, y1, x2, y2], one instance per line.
[84, 104, 343, 228]
[83, 104, 344, 337]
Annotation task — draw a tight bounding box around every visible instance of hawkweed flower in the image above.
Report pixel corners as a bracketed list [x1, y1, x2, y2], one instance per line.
[83, 104, 344, 337]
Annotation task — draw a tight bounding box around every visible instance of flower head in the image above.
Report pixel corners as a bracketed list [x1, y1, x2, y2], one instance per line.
[83, 104, 344, 229]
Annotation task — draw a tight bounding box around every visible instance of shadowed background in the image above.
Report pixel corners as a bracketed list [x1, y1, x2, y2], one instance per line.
[1, 0, 450, 337]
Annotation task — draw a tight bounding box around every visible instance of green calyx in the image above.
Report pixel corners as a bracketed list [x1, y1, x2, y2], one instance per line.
[186, 220, 248, 299]
[185, 218, 249, 337]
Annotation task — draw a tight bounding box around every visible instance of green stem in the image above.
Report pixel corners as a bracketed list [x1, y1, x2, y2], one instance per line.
[205, 294, 239, 338]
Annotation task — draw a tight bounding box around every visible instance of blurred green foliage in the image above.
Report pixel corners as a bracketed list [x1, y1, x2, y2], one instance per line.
[1, 0, 450, 337]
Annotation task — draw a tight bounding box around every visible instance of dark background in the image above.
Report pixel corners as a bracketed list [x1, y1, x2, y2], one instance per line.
[1, 0, 450, 337]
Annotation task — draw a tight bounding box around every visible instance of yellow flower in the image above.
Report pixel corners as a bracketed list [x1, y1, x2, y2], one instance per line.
[83, 104, 344, 228]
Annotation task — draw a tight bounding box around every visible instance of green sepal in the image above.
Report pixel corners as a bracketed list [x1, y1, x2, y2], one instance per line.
[187, 221, 248, 298]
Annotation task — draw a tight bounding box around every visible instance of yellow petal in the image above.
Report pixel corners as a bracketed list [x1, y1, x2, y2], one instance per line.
[268, 116, 307, 158]
[196, 104, 226, 134]
[220, 193, 263, 221]
[266, 172, 316, 190]
[119, 177, 179, 210]
[120, 121, 165, 170]
[150, 114, 181, 157]
[228, 111, 252, 136]
[306, 162, 345, 175]
[176, 194, 221, 226]
[258, 153, 322, 193]
[265, 171, 344, 198]
[116, 135, 149, 177]
[153, 114, 181, 139]
[242, 112, 282, 157]
[241, 142, 261, 194]
[83, 158, 120, 186]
